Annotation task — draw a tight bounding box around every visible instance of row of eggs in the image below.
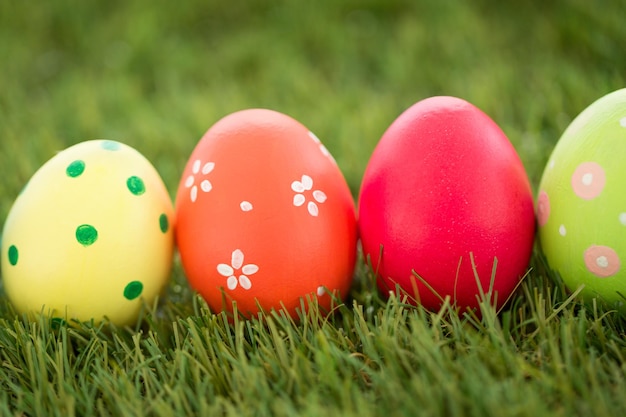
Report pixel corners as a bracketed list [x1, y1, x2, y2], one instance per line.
[1, 89, 625, 326]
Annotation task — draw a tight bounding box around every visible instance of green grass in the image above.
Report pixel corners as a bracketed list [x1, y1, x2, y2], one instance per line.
[1, 0, 626, 415]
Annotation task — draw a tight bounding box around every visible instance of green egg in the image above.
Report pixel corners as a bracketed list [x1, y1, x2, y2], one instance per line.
[537, 88, 626, 309]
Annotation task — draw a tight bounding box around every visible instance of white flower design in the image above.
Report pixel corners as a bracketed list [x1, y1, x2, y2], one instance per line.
[217, 249, 258, 290]
[291, 174, 327, 217]
[308, 131, 336, 164]
[240, 201, 253, 212]
[185, 159, 215, 202]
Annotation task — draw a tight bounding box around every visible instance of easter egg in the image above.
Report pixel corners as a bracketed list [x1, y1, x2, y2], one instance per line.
[537, 88, 626, 309]
[175, 109, 357, 319]
[358, 96, 535, 312]
[1, 140, 174, 325]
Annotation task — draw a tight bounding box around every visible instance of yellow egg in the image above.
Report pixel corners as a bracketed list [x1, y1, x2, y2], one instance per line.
[1, 140, 174, 325]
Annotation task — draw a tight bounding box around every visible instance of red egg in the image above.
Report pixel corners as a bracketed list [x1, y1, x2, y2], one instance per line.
[175, 109, 357, 319]
[358, 96, 535, 312]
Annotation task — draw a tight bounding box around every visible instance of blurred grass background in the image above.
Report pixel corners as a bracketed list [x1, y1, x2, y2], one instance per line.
[2, 0, 624, 204]
[1, 0, 626, 416]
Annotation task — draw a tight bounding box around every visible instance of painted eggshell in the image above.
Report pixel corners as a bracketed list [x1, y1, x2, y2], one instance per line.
[175, 109, 357, 319]
[1, 140, 174, 325]
[358, 96, 535, 312]
[537, 88, 626, 309]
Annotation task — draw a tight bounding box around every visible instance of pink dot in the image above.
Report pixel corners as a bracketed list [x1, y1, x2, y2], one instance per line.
[536, 190, 550, 227]
[571, 162, 605, 200]
[584, 245, 621, 277]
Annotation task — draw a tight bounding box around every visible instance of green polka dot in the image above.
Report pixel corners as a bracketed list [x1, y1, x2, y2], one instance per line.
[101, 140, 121, 151]
[66, 160, 85, 177]
[8, 245, 18, 266]
[123, 281, 143, 300]
[127, 176, 145, 196]
[76, 224, 98, 246]
[159, 214, 169, 233]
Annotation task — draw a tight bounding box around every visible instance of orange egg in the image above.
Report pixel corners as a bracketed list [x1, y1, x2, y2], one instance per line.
[175, 109, 357, 319]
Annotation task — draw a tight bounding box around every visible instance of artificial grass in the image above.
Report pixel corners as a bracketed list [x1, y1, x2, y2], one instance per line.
[1, 0, 626, 415]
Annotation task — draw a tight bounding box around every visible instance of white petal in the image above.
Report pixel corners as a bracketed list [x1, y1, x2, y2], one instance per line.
[217, 264, 234, 277]
[202, 162, 215, 175]
[308, 201, 319, 217]
[240, 201, 253, 211]
[239, 275, 252, 290]
[231, 249, 244, 270]
[227, 276, 238, 290]
[184, 175, 195, 188]
[200, 179, 212, 192]
[242, 264, 259, 275]
[313, 190, 327, 203]
[308, 131, 321, 144]
[317, 286, 326, 296]
[293, 194, 306, 207]
[301, 175, 313, 190]
[291, 181, 305, 193]
[190, 186, 198, 202]
[321, 146, 336, 164]
[192, 159, 201, 174]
